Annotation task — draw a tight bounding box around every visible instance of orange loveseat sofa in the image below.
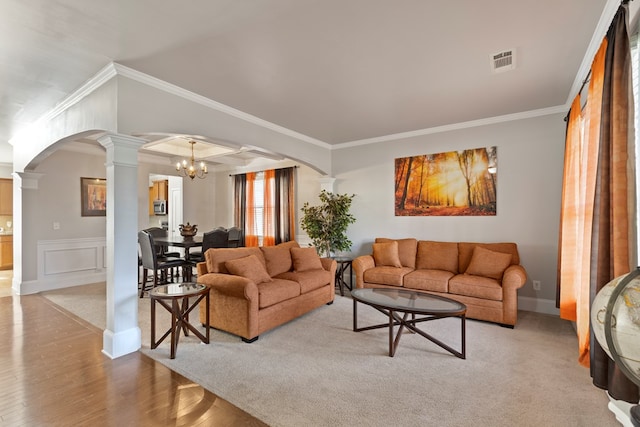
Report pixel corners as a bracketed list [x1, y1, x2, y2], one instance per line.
[196, 241, 336, 342]
[352, 238, 527, 327]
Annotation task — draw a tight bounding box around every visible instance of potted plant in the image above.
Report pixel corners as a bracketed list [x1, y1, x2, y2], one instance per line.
[300, 190, 356, 257]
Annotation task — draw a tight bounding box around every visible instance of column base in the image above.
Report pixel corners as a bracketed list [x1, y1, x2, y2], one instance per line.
[102, 326, 141, 359]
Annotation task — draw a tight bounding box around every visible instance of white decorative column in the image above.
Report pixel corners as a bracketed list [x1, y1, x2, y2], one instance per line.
[319, 177, 336, 193]
[98, 133, 145, 359]
[12, 172, 44, 295]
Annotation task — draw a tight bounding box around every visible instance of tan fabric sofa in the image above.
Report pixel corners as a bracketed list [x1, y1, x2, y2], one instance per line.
[196, 240, 336, 342]
[352, 238, 527, 327]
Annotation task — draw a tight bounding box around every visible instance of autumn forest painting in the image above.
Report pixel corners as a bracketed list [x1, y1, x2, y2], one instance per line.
[395, 146, 497, 216]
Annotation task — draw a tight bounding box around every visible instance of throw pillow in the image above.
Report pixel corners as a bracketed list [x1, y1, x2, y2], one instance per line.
[225, 254, 272, 284]
[261, 241, 300, 276]
[290, 247, 324, 272]
[372, 241, 402, 267]
[465, 246, 512, 280]
[375, 238, 417, 268]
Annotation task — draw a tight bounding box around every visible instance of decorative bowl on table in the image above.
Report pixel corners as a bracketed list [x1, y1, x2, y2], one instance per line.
[179, 222, 198, 237]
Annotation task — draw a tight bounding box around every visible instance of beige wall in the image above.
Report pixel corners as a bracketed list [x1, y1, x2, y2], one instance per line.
[332, 112, 566, 313]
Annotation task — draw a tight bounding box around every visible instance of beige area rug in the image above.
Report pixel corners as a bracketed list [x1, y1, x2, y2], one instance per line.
[42, 283, 617, 427]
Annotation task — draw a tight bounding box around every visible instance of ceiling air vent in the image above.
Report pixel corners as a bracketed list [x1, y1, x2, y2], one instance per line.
[490, 49, 516, 73]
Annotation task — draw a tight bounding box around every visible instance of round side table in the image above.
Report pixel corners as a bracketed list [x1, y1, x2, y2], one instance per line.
[149, 282, 210, 359]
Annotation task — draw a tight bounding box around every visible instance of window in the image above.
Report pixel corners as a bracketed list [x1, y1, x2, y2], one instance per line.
[233, 167, 296, 247]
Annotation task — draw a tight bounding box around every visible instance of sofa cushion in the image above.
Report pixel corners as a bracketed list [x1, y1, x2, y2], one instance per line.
[363, 266, 413, 287]
[206, 247, 265, 274]
[415, 241, 459, 273]
[260, 240, 300, 276]
[291, 247, 323, 272]
[449, 273, 503, 301]
[458, 242, 519, 272]
[277, 269, 332, 294]
[404, 269, 454, 292]
[372, 242, 402, 267]
[465, 246, 512, 280]
[375, 238, 417, 268]
[225, 254, 272, 285]
[257, 278, 301, 308]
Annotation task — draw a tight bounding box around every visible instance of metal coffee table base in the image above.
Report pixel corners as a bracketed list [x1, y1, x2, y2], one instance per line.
[353, 300, 466, 358]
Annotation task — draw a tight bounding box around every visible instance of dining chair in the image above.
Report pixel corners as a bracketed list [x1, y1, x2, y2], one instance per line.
[144, 227, 180, 257]
[144, 226, 182, 280]
[189, 227, 230, 263]
[227, 226, 243, 247]
[138, 230, 188, 298]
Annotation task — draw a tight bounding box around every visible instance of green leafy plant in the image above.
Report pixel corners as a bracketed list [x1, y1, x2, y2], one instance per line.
[300, 190, 356, 257]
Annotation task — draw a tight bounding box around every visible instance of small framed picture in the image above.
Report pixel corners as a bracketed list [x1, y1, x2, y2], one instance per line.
[81, 177, 106, 217]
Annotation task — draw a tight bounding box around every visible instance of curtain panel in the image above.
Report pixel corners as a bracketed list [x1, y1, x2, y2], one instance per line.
[244, 172, 259, 247]
[274, 167, 296, 244]
[559, 40, 607, 366]
[590, 5, 637, 402]
[262, 169, 276, 246]
[233, 173, 247, 247]
[558, 4, 638, 403]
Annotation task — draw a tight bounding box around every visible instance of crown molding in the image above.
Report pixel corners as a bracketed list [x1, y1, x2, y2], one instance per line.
[334, 104, 568, 149]
[34, 64, 117, 129]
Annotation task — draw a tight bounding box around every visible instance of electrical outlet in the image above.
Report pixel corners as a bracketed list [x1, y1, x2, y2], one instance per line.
[53, 222, 60, 230]
[532, 280, 541, 291]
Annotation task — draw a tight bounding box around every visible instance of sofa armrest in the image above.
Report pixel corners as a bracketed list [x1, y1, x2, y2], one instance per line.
[501, 264, 527, 326]
[197, 273, 259, 301]
[353, 255, 375, 289]
[320, 257, 338, 274]
[196, 261, 209, 277]
[502, 264, 527, 291]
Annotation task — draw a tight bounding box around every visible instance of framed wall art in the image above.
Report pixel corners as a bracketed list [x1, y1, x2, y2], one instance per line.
[395, 146, 497, 216]
[81, 177, 107, 217]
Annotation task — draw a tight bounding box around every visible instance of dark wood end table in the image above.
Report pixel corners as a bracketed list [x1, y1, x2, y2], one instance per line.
[150, 282, 210, 359]
[332, 256, 353, 296]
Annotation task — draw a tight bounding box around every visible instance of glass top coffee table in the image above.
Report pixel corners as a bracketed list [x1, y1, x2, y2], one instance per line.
[351, 288, 466, 358]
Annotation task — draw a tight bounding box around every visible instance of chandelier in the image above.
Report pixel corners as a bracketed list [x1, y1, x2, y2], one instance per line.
[176, 140, 208, 180]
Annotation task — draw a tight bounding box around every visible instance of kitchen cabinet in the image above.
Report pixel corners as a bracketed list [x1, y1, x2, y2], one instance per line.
[0, 235, 12, 270]
[148, 180, 168, 215]
[0, 179, 11, 216]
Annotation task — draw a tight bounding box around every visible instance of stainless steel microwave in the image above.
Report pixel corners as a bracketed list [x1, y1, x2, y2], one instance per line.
[153, 200, 167, 215]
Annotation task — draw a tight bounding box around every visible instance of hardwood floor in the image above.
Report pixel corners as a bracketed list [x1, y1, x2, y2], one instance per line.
[0, 292, 267, 426]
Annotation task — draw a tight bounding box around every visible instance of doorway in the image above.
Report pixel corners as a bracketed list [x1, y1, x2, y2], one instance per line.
[148, 173, 183, 244]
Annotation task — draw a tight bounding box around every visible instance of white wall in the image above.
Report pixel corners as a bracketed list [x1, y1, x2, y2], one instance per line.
[331, 112, 566, 309]
[23, 149, 108, 282]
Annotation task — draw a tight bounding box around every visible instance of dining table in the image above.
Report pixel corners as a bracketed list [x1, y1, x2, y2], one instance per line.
[153, 235, 203, 281]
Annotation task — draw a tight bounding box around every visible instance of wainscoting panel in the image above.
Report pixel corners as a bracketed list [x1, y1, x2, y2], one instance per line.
[33, 237, 107, 293]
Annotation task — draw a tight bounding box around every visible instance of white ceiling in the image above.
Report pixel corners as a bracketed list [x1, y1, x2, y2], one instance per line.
[0, 0, 620, 164]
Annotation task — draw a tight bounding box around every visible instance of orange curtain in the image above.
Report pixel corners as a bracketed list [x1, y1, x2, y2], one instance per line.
[558, 95, 583, 322]
[558, 40, 607, 367]
[244, 172, 259, 247]
[262, 169, 276, 246]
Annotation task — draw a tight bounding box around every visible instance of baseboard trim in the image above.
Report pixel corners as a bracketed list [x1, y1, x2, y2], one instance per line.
[16, 272, 107, 295]
[518, 296, 559, 316]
